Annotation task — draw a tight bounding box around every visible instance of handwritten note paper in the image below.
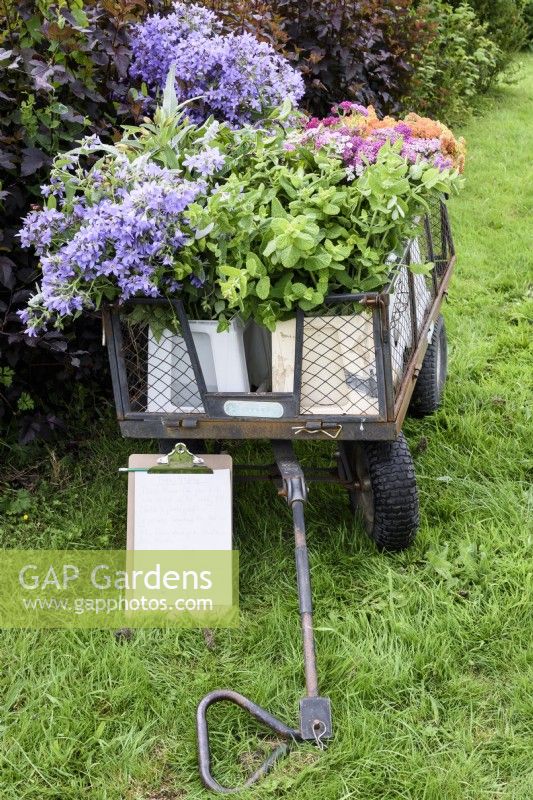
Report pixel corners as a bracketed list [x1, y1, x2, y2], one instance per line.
[127, 454, 232, 551]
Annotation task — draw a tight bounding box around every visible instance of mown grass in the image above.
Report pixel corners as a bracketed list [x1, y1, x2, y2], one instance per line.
[1, 59, 532, 799]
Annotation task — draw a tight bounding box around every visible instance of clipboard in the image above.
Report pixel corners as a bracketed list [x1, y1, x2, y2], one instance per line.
[125, 445, 233, 551]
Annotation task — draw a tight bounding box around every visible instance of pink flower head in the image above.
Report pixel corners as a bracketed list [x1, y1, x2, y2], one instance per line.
[334, 101, 369, 117]
[349, 103, 369, 117]
[306, 117, 320, 130]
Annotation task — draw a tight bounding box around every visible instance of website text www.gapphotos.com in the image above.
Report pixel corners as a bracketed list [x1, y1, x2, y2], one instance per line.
[21, 594, 214, 615]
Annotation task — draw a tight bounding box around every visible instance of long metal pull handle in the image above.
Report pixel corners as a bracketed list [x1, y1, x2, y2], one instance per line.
[196, 442, 332, 793]
[289, 497, 332, 743]
[197, 689, 300, 794]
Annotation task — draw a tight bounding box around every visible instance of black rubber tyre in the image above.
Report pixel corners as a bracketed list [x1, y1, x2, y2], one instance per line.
[409, 314, 447, 417]
[339, 433, 419, 552]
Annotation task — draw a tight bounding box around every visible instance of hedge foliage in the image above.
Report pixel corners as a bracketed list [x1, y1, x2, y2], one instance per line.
[0, 0, 150, 441]
[404, 2, 502, 119]
[449, 0, 529, 61]
[0, 0, 529, 439]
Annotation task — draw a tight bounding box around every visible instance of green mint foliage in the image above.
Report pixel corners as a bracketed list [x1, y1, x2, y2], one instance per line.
[188, 124, 460, 330]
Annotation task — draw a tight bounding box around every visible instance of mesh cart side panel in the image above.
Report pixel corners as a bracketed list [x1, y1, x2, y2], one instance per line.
[299, 307, 380, 416]
[120, 320, 205, 414]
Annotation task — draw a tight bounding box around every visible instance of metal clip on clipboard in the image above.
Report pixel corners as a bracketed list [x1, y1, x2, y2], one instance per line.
[119, 443, 213, 475]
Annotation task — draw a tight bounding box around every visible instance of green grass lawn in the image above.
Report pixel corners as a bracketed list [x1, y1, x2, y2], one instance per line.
[1, 59, 532, 800]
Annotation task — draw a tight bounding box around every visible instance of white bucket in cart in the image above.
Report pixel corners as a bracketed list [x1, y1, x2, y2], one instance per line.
[147, 320, 249, 413]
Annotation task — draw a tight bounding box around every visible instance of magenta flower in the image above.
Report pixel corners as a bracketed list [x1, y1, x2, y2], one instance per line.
[335, 101, 369, 117]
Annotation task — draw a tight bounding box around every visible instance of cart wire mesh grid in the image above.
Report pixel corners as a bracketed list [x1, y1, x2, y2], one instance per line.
[120, 322, 205, 414]
[299, 307, 379, 416]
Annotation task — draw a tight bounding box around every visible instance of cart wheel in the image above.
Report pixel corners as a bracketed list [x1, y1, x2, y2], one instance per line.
[409, 315, 447, 417]
[339, 433, 419, 552]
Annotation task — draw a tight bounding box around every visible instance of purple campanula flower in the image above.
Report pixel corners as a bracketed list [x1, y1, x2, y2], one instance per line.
[129, 6, 304, 125]
[78, 134, 104, 152]
[163, 278, 183, 293]
[18, 208, 67, 254]
[18, 149, 211, 333]
[129, 2, 220, 90]
[182, 147, 225, 177]
[190, 274, 204, 289]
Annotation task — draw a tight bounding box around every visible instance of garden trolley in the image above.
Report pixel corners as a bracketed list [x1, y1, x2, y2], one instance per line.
[103, 195, 455, 793]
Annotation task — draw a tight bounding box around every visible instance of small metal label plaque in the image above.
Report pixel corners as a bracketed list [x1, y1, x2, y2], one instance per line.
[223, 400, 285, 418]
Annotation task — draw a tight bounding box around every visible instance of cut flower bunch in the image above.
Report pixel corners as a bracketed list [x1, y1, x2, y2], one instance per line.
[18, 5, 465, 336]
[294, 102, 466, 176]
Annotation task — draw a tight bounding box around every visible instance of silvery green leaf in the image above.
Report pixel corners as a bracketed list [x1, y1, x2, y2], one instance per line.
[195, 223, 214, 239]
[162, 63, 178, 117]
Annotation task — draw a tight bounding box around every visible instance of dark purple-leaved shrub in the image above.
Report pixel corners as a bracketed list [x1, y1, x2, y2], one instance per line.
[269, 0, 434, 117]
[0, 0, 149, 440]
